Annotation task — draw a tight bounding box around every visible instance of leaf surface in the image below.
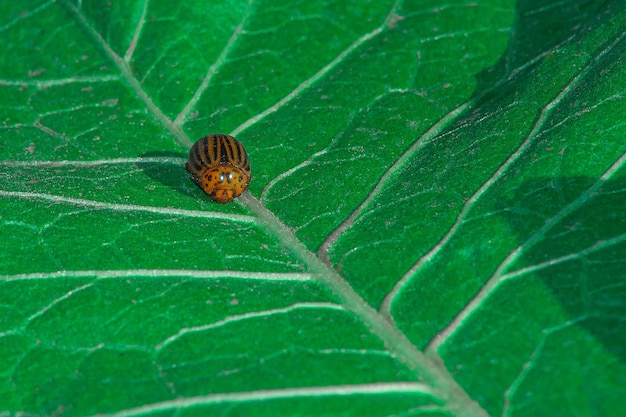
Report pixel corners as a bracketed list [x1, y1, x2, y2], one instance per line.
[1, 1, 625, 416]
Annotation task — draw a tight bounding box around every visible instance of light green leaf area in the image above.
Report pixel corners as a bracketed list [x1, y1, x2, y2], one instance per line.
[1, 0, 625, 416]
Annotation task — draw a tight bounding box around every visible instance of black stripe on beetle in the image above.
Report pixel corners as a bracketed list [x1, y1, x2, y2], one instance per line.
[185, 134, 251, 204]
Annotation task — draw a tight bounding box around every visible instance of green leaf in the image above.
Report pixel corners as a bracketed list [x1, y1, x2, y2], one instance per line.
[1, 1, 625, 416]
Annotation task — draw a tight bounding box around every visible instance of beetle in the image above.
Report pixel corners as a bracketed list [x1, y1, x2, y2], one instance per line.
[185, 134, 251, 203]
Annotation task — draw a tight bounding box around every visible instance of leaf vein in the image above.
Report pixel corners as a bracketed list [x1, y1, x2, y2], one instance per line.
[155, 302, 345, 351]
[383, 28, 626, 329]
[174, 0, 254, 127]
[0, 190, 256, 223]
[124, 0, 150, 63]
[84, 382, 435, 417]
[0, 269, 313, 281]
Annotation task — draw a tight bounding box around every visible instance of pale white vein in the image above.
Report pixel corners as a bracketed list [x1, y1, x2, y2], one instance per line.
[0, 190, 256, 223]
[47, 2, 491, 415]
[318, 98, 472, 270]
[0, 269, 313, 281]
[155, 302, 345, 351]
[124, 0, 150, 63]
[502, 317, 588, 417]
[318, 15, 582, 297]
[382, 28, 626, 326]
[174, 0, 254, 127]
[84, 382, 434, 417]
[0, 157, 184, 167]
[230, 19, 389, 137]
[501, 333, 546, 417]
[0, 75, 120, 88]
[498, 233, 626, 282]
[26, 282, 94, 324]
[261, 158, 314, 201]
[60, 0, 191, 148]
[427, 149, 626, 353]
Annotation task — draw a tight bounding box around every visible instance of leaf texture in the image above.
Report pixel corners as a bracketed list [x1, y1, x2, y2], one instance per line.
[0, 1, 625, 416]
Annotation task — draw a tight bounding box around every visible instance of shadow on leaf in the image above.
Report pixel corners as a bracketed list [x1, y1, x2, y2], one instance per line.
[498, 175, 626, 362]
[137, 151, 201, 200]
[475, 0, 625, 93]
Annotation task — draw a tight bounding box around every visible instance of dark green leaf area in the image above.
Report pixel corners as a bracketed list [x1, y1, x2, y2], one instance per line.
[440, 273, 626, 417]
[502, 175, 626, 274]
[3, 278, 415, 415]
[262, 93, 422, 248]
[0, 161, 249, 213]
[0, 334, 30, 410]
[506, 0, 626, 73]
[393, 76, 626, 342]
[181, 0, 395, 134]
[332, 4, 626, 317]
[261, 3, 514, 249]
[390, 171, 626, 414]
[1, 1, 625, 416]
[0, 2, 108, 80]
[420, 173, 626, 416]
[14, 347, 170, 416]
[89, 0, 396, 124]
[79, 0, 148, 55]
[6, 278, 334, 348]
[1, 80, 173, 161]
[0, 199, 302, 275]
[158, 306, 417, 395]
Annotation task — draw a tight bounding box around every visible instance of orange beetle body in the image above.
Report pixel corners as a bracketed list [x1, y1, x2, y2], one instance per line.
[185, 134, 251, 203]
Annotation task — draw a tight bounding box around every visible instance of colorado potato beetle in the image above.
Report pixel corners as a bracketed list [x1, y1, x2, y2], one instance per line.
[185, 134, 251, 204]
